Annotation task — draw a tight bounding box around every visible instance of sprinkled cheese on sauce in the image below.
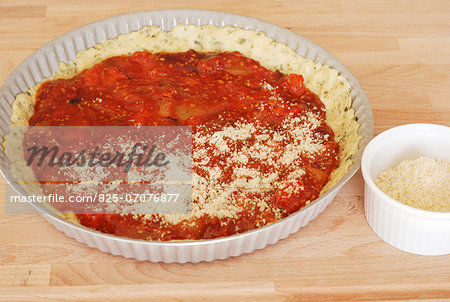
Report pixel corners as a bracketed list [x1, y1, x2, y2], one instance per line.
[157, 111, 336, 227]
[375, 156, 450, 212]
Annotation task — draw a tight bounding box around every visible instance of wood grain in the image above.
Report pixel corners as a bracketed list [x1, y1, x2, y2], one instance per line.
[0, 1, 449, 301]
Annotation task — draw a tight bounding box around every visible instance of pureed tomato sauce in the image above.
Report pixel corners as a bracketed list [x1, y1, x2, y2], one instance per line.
[28, 50, 339, 240]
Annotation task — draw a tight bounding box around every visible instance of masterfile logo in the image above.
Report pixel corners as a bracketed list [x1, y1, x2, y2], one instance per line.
[4, 126, 193, 215]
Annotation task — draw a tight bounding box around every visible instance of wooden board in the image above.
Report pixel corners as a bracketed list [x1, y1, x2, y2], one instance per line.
[0, 1, 449, 301]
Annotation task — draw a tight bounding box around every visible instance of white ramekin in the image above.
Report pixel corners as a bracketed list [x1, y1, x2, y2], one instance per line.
[362, 123, 450, 256]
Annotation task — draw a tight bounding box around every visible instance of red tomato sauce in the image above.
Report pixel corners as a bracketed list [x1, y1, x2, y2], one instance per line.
[29, 50, 339, 240]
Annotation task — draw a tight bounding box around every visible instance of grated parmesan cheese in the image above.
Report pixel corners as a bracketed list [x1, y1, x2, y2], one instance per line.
[375, 156, 450, 212]
[158, 111, 335, 226]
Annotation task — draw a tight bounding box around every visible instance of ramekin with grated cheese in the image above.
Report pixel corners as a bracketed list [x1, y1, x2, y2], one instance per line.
[362, 123, 450, 256]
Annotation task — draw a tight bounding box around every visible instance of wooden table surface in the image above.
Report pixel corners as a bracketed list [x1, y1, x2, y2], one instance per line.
[0, 1, 449, 301]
